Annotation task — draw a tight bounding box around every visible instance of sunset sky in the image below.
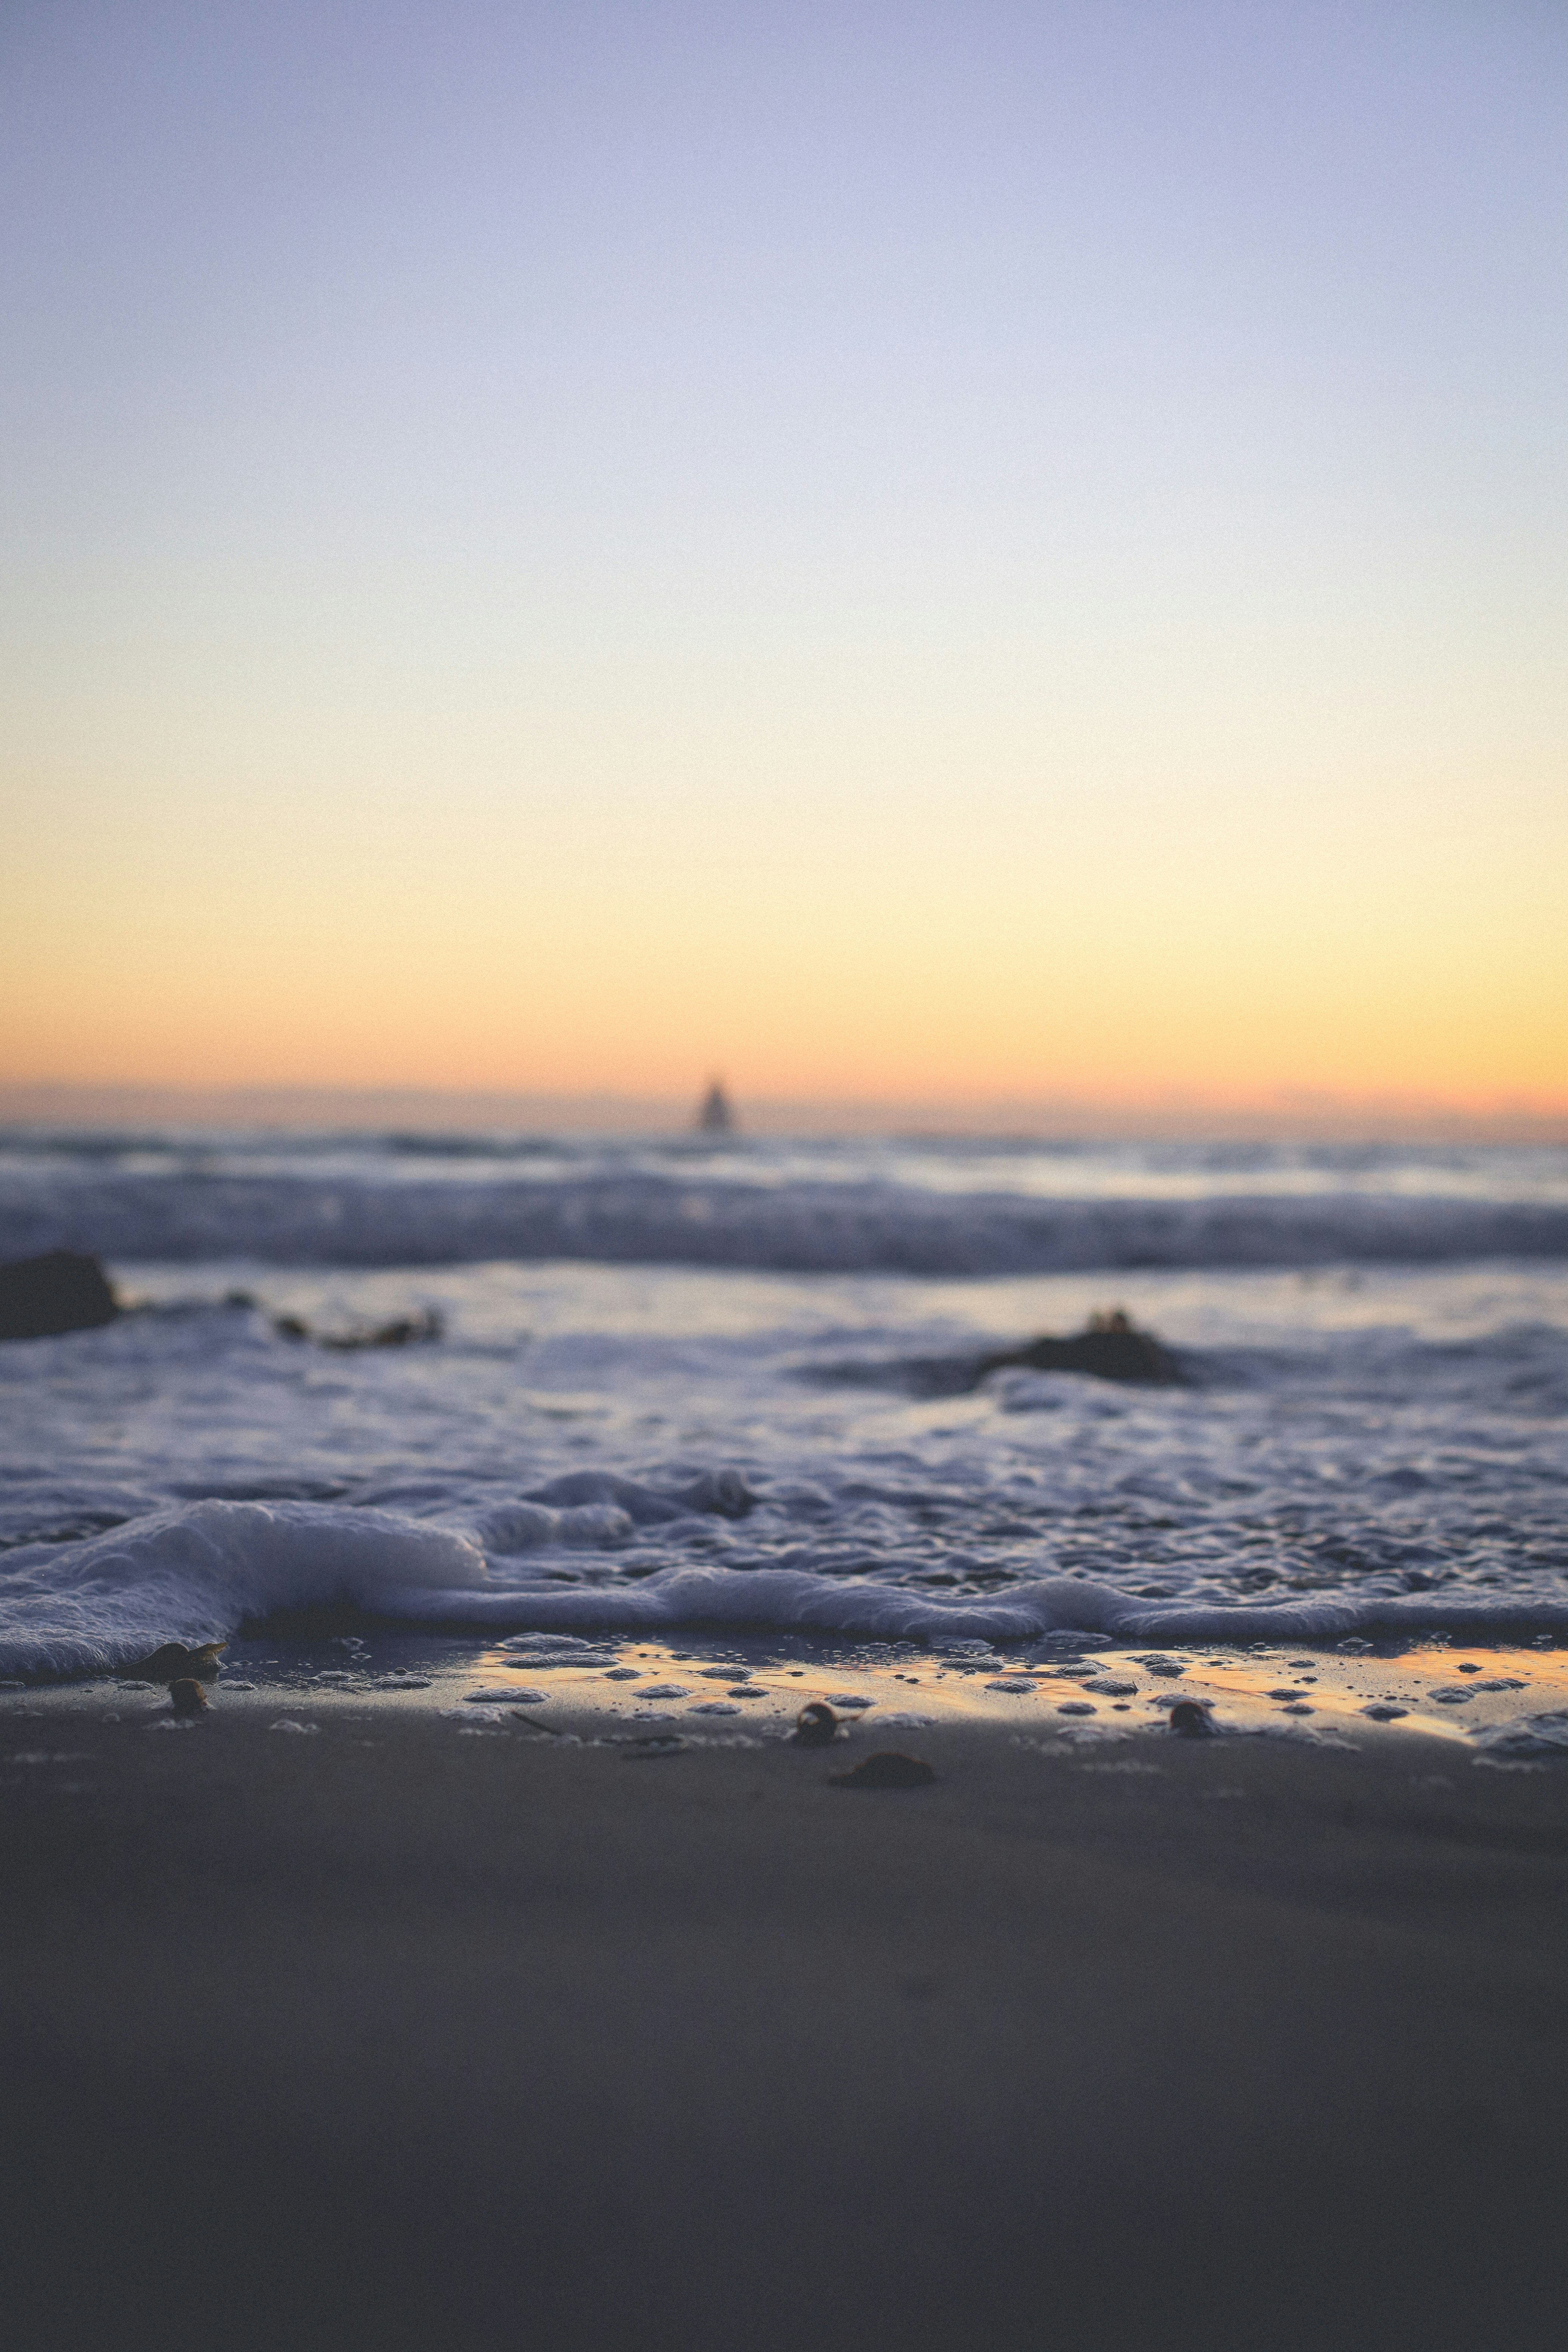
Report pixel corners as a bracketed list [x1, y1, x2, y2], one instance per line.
[3, 1, 1564, 1124]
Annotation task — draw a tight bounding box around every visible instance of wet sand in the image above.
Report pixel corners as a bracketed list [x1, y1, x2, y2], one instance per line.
[3, 1705, 1567, 2352]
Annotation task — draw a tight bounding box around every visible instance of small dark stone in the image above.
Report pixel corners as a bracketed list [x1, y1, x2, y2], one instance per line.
[273, 1315, 311, 1342]
[0, 1250, 119, 1343]
[1170, 1700, 1216, 1738]
[829, 1751, 937, 1789]
[792, 1703, 838, 1747]
[169, 1678, 208, 1717]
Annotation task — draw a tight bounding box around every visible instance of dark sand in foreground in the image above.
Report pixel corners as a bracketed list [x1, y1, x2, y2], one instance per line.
[4, 1711, 1566, 2352]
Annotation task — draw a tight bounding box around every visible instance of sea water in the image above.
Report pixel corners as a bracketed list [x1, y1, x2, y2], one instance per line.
[2, 1128, 1565, 1681]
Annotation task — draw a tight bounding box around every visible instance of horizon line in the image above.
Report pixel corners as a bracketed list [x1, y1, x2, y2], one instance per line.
[2, 1080, 1565, 1145]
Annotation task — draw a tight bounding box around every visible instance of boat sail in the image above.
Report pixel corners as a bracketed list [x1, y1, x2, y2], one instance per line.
[695, 1079, 736, 1134]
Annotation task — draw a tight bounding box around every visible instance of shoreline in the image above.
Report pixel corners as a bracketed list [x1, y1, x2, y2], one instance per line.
[11, 1625, 1568, 1756]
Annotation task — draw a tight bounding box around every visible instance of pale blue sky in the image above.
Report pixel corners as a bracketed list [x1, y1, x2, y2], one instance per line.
[3, 2, 1564, 1110]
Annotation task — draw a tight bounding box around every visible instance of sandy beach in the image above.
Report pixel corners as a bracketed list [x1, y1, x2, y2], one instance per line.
[5, 1698, 1566, 2352]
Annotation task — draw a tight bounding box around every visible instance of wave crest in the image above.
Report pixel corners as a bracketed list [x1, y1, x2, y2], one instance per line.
[6, 1171, 1567, 1274]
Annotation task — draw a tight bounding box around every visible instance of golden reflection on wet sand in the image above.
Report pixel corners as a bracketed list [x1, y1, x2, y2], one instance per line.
[467, 1638, 1568, 1743]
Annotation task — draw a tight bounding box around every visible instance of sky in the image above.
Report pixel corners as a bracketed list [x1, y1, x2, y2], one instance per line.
[2, 0, 1565, 1127]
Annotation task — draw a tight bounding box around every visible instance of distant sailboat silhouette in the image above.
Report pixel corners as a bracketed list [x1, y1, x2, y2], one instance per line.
[695, 1078, 736, 1135]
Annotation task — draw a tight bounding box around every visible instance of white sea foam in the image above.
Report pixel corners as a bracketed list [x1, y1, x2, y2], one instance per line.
[2, 1132, 1565, 1682]
[6, 1494, 1568, 1680]
[0, 1501, 483, 1678]
[1469, 1710, 1568, 1761]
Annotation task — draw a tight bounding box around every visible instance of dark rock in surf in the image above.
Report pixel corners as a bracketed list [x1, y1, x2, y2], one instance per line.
[829, 1750, 937, 1788]
[273, 1309, 443, 1350]
[169, 1678, 209, 1717]
[0, 1250, 119, 1343]
[793, 1703, 838, 1747]
[320, 1311, 443, 1351]
[833, 1308, 1184, 1399]
[978, 1310, 1180, 1387]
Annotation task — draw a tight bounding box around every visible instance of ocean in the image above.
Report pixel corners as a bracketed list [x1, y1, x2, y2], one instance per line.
[3, 1126, 1566, 1679]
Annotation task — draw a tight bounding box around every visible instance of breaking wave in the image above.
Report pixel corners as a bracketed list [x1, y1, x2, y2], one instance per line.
[6, 1169, 1568, 1274]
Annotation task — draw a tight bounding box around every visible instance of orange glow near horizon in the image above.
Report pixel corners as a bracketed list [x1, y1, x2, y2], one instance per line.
[5, 738, 1564, 1123]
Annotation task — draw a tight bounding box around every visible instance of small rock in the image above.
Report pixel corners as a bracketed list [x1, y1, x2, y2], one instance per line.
[829, 1751, 937, 1789]
[1170, 1700, 1215, 1738]
[320, 1310, 443, 1351]
[169, 1679, 208, 1717]
[792, 1703, 838, 1747]
[977, 1312, 1180, 1386]
[121, 1641, 227, 1684]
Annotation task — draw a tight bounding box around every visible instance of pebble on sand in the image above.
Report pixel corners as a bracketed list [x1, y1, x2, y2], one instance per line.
[169, 1678, 208, 1717]
[1170, 1701, 1216, 1738]
[120, 1641, 227, 1684]
[792, 1703, 838, 1747]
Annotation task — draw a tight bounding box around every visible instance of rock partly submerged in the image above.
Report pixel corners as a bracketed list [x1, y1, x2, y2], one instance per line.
[818, 1308, 1183, 1397]
[975, 1310, 1181, 1387]
[0, 1249, 120, 1343]
[273, 1308, 443, 1350]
